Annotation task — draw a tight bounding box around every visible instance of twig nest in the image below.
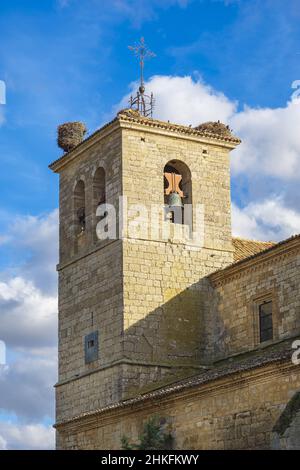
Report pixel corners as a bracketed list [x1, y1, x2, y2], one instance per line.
[117, 108, 141, 118]
[57, 122, 87, 152]
[194, 120, 233, 137]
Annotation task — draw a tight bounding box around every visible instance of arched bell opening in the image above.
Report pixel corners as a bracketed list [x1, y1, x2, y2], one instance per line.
[93, 167, 106, 243]
[73, 179, 86, 236]
[163, 160, 192, 225]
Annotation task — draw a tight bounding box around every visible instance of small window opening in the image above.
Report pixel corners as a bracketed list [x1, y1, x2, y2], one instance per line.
[259, 301, 273, 343]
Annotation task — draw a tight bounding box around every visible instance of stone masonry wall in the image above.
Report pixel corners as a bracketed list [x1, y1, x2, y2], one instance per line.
[56, 360, 201, 423]
[121, 126, 234, 251]
[56, 122, 239, 424]
[55, 121, 235, 423]
[121, 127, 236, 371]
[53, 118, 300, 449]
[58, 127, 122, 264]
[271, 390, 300, 449]
[56, 361, 300, 449]
[209, 241, 300, 360]
[56, 128, 125, 424]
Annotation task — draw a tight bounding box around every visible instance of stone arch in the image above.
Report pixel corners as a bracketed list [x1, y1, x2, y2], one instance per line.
[73, 179, 86, 235]
[72, 174, 86, 191]
[93, 167, 106, 242]
[163, 159, 192, 225]
[93, 167, 106, 210]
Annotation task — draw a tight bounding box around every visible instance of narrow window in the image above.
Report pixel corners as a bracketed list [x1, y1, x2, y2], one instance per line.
[93, 167, 106, 242]
[93, 167, 106, 209]
[74, 180, 85, 234]
[259, 301, 273, 343]
[84, 331, 99, 364]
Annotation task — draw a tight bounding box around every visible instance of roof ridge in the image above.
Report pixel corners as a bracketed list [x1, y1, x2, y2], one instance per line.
[232, 236, 276, 244]
[117, 110, 241, 142]
[213, 233, 300, 276]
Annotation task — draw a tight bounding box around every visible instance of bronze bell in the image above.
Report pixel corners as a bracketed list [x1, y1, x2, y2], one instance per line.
[168, 191, 183, 208]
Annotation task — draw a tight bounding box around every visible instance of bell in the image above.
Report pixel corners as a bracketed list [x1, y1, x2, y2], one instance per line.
[167, 191, 183, 208]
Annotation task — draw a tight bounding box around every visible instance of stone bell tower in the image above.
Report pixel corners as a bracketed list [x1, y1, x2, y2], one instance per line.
[50, 108, 240, 447]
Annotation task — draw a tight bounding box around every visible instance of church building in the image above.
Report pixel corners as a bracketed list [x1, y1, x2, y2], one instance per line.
[49, 54, 300, 449]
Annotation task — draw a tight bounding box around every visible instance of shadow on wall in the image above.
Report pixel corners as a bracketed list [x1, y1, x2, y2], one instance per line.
[271, 390, 300, 450]
[120, 276, 230, 395]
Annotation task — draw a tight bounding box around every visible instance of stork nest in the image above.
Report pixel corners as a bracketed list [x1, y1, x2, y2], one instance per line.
[194, 120, 233, 137]
[57, 122, 87, 153]
[117, 108, 141, 119]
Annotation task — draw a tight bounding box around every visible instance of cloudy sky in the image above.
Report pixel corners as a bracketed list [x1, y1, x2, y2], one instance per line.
[0, 0, 300, 449]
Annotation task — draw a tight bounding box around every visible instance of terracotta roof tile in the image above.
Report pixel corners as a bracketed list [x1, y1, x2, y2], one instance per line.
[232, 237, 276, 262]
[55, 339, 296, 427]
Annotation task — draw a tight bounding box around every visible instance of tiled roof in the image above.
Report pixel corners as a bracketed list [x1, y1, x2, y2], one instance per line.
[115, 109, 241, 143]
[55, 339, 296, 427]
[232, 237, 276, 262]
[209, 234, 300, 283]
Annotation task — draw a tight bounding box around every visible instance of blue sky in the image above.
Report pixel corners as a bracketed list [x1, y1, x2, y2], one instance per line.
[0, 0, 300, 449]
[0, 0, 299, 217]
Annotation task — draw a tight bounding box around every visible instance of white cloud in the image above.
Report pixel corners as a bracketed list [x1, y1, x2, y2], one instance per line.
[231, 99, 300, 180]
[117, 74, 300, 240]
[0, 209, 58, 294]
[0, 352, 57, 421]
[0, 210, 58, 447]
[122, 75, 300, 185]
[232, 197, 300, 241]
[0, 277, 57, 350]
[0, 80, 5, 105]
[0, 211, 58, 354]
[0, 422, 54, 450]
[119, 74, 236, 126]
[0, 434, 7, 450]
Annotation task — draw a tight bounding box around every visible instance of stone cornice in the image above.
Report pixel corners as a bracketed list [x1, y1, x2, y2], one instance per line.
[49, 112, 241, 173]
[57, 237, 234, 272]
[55, 358, 206, 388]
[209, 234, 300, 287]
[118, 114, 240, 148]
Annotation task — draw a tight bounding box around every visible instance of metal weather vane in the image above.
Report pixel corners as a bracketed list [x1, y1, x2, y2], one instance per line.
[128, 37, 155, 117]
